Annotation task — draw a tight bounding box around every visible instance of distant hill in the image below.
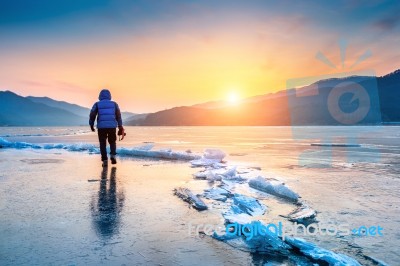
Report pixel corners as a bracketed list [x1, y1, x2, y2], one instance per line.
[140, 99, 291, 126]
[0, 91, 136, 126]
[132, 69, 400, 126]
[192, 91, 286, 109]
[377, 69, 400, 122]
[0, 91, 87, 126]
[27, 96, 136, 121]
[27, 96, 90, 118]
[124, 113, 148, 125]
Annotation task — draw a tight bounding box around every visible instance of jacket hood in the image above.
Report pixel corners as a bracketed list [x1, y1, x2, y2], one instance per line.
[99, 89, 112, 100]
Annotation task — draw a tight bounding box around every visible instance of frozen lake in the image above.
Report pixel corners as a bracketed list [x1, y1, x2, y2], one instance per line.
[0, 126, 399, 265]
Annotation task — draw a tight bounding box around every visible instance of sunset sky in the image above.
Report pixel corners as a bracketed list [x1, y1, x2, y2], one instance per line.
[0, 0, 399, 113]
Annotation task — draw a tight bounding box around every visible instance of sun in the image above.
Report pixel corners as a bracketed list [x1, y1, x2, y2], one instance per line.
[227, 91, 240, 105]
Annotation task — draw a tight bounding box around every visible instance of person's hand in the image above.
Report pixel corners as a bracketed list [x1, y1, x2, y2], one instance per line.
[118, 126, 126, 140]
[90, 125, 95, 132]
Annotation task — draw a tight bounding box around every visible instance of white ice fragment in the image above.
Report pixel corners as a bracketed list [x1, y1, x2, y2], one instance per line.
[230, 193, 267, 216]
[220, 166, 236, 178]
[203, 148, 226, 161]
[193, 170, 208, 179]
[206, 171, 222, 182]
[118, 148, 200, 160]
[190, 158, 224, 167]
[285, 237, 361, 266]
[213, 221, 291, 253]
[174, 187, 208, 211]
[222, 212, 252, 224]
[203, 187, 231, 202]
[249, 176, 299, 202]
[286, 204, 317, 223]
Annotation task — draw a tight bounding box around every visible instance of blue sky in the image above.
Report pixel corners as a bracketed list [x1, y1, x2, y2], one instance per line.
[0, 0, 399, 112]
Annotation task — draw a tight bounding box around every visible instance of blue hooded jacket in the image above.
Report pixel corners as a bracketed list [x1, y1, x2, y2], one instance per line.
[89, 89, 123, 129]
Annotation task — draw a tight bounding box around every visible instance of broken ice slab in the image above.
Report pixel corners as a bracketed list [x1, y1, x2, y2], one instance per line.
[212, 221, 291, 254]
[193, 167, 247, 183]
[173, 187, 208, 211]
[249, 176, 299, 202]
[206, 170, 222, 183]
[118, 147, 200, 161]
[190, 158, 226, 168]
[190, 148, 227, 167]
[211, 221, 361, 265]
[203, 187, 232, 202]
[285, 237, 361, 266]
[222, 212, 253, 224]
[193, 170, 208, 179]
[284, 204, 317, 224]
[203, 148, 226, 161]
[229, 193, 267, 216]
[193, 168, 233, 182]
[190, 159, 220, 167]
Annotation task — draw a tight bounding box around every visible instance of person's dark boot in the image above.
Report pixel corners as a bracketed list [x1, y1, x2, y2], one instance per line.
[110, 154, 117, 164]
[102, 160, 108, 167]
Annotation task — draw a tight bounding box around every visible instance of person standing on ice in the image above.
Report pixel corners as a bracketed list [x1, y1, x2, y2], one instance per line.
[89, 89, 124, 167]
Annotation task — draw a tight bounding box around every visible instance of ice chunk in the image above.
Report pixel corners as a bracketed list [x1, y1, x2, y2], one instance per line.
[205, 171, 221, 183]
[223, 174, 247, 183]
[213, 221, 291, 254]
[193, 170, 208, 179]
[249, 176, 299, 202]
[0, 137, 41, 149]
[218, 167, 248, 183]
[51, 143, 98, 152]
[190, 149, 226, 167]
[118, 147, 199, 161]
[203, 148, 226, 161]
[0, 138, 199, 161]
[220, 180, 235, 192]
[285, 237, 361, 266]
[173, 187, 208, 211]
[230, 193, 267, 216]
[285, 204, 317, 224]
[193, 166, 246, 183]
[203, 187, 231, 202]
[220, 166, 236, 177]
[190, 158, 226, 168]
[222, 212, 252, 224]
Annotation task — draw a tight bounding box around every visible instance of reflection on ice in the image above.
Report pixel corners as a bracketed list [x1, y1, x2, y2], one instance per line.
[90, 167, 125, 239]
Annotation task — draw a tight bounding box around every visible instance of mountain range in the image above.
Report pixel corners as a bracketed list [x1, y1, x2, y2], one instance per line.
[1, 69, 399, 126]
[132, 69, 400, 126]
[0, 92, 136, 126]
